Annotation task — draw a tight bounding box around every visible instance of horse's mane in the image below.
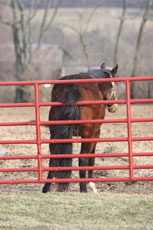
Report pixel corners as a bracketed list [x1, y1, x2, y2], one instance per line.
[86, 69, 112, 79]
[60, 68, 112, 81]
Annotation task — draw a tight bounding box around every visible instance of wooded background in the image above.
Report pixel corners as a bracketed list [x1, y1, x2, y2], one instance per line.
[0, 0, 153, 102]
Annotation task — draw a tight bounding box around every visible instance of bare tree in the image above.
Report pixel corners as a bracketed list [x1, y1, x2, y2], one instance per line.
[62, 7, 98, 69]
[0, 0, 62, 102]
[114, 0, 127, 65]
[130, 0, 152, 98]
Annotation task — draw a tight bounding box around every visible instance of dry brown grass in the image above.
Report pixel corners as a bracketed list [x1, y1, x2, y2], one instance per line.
[0, 104, 153, 194]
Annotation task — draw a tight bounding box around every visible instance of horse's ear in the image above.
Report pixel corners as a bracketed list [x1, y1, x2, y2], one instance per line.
[111, 64, 118, 76]
[101, 63, 106, 69]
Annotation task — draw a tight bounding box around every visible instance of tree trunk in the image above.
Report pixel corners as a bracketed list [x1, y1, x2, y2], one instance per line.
[11, 0, 25, 102]
[130, 0, 152, 99]
[114, 0, 127, 65]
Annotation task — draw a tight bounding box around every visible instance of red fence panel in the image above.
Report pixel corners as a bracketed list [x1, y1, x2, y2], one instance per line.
[0, 77, 153, 184]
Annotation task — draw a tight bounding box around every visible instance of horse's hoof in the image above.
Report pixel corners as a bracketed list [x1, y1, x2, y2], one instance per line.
[80, 189, 88, 193]
[42, 186, 50, 193]
[42, 189, 50, 193]
[89, 182, 97, 193]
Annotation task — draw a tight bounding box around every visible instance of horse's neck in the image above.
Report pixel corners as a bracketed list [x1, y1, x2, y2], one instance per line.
[98, 83, 108, 99]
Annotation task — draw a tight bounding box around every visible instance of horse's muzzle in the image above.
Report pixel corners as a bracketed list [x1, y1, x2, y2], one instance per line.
[107, 103, 118, 113]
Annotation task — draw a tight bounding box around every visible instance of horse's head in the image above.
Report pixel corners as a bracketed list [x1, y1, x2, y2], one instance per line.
[100, 63, 118, 113]
[85, 63, 118, 113]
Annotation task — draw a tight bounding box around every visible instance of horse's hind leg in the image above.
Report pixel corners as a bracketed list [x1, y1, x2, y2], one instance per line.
[42, 159, 53, 193]
[79, 143, 89, 192]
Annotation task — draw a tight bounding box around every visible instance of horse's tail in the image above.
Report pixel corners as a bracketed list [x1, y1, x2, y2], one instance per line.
[49, 84, 81, 191]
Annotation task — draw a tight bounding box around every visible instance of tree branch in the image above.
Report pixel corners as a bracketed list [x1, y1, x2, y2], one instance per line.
[44, 0, 62, 32]
[0, 15, 13, 26]
[83, 6, 98, 33]
[17, 0, 28, 65]
[35, 0, 51, 53]
[27, 0, 43, 22]
[114, 0, 127, 65]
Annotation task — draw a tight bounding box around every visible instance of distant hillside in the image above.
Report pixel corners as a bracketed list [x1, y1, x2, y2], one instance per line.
[22, 0, 152, 9]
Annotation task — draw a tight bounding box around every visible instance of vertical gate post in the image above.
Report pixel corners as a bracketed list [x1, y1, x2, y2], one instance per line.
[34, 83, 42, 182]
[125, 80, 134, 180]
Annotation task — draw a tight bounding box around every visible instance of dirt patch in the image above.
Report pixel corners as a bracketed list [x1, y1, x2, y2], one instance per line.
[0, 104, 153, 194]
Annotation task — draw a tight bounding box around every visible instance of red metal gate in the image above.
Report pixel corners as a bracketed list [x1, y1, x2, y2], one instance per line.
[0, 77, 153, 184]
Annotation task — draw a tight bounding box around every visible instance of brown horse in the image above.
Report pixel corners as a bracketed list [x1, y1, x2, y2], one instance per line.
[42, 63, 118, 193]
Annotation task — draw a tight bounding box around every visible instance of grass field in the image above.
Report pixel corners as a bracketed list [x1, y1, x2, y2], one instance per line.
[0, 192, 153, 230]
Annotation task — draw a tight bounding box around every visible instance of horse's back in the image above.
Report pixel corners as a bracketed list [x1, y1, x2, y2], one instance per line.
[52, 74, 102, 102]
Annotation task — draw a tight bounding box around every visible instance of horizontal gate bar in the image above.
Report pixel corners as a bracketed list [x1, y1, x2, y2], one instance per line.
[0, 103, 35, 108]
[35, 98, 153, 107]
[1, 152, 153, 161]
[0, 140, 37, 144]
[1, 164, 153, 173]
[1, 98, 153, 108]
[0, 179, 39, 184]
[42, 137, 128, 143]
[0, 136, 153, 145]
[131, 98, 153, 104]
[0, 117, 152, 127]
[41, 117, 153, 125]
[1, 176, 153, 185]
[40, 152, 153, 158]
[0, 121, 36, 126]
[42, 164, 153, 172]
[40, 153, 129, 159]
[0, 155, 38, 160]
[41, 136, 153, 144]
[0, 167, 38, 172]
[39, 99, 125, 106]
[0, 119, 127, 126]
[41, 177, 153, 183]
[39, 98, 153, 106]
[0, 76, 153, 86]
[42, 165, 129, 171]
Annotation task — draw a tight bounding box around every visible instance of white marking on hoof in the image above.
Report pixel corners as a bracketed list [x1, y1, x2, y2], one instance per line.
[89, 182, 97, 193]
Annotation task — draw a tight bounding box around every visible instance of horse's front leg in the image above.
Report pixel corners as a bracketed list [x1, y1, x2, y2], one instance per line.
[88, 128, 100, 193]
[88, 128, 100, 179]
[88, 146, 96, 179]
[79, 125, 100, 192]
[79, 142, 90, 193]
[88, 145, 98, 193]
[79, 143, 95, 192]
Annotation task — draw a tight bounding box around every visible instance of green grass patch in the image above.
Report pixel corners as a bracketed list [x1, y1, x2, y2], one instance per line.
[0, 193, 153, 230]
